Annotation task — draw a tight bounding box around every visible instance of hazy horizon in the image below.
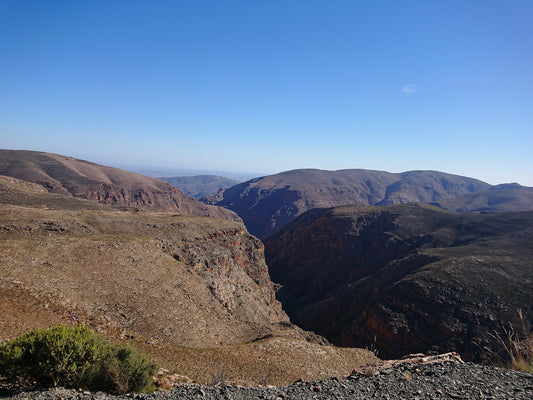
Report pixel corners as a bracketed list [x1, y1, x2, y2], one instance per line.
[96, 156, 533, 187]
[1, 1, 532, 186]
[1, 146, 531, 187]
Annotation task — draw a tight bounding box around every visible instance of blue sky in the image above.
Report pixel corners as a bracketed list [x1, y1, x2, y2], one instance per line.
[1, 1, 532, 185]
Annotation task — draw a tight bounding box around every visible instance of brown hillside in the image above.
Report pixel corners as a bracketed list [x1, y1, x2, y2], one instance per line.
[0, 175, 109, 210]
[214, 169, 491, 238]
[0, 183, 376, 384]
[0, 206, 284, 346]
[0, 149, 239, 220]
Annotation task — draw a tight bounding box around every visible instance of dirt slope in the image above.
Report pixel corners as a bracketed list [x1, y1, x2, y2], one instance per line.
[0, 205, 285, 346]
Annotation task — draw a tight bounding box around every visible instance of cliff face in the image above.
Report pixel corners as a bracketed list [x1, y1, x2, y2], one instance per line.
[213, 169, 491, 238]
[0, 150, 239, 221]
[264, 203, 533, 361]
[157, 225, 284, 327]
[0, 205, 287, 346]
[83, 183, 239, 220]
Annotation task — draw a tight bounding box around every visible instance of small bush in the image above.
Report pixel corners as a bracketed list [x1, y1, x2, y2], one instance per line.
[0, 325, 157, 394]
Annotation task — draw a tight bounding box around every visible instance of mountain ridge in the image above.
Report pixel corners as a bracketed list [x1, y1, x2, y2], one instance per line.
[431, 184, 533, 213]
[209, 168, 496, 238]
[0, 149, 239, 221]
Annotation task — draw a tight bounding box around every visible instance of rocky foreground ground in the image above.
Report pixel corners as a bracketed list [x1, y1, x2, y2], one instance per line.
[2, 355, 532, 400]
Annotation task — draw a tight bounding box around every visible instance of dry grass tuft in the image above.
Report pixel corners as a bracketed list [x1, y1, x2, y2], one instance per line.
[210, 369, 229, 386]
[492, 309, 533, 373]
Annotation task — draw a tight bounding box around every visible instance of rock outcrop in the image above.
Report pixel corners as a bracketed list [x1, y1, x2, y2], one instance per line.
[264, 203, 533, 362]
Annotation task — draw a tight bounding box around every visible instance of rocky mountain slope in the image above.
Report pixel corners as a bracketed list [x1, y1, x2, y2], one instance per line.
[160, 175, 240, 199]
[209, 169, 492, 238]
[0, 205, 285, 347]
[0, 175, 376, 385]
[0, 150, 238, 220]
[264, 203, 533, 362]
[0, 175, 116, 211]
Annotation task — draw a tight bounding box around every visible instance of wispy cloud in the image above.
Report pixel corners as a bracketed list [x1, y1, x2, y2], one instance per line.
[402, 83, 417, 95]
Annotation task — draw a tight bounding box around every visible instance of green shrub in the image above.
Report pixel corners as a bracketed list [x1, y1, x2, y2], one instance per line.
[0, 325, 157, 394]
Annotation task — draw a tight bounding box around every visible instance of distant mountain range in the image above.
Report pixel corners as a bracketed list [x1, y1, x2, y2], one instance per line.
[264, 203, 533, 362]
[205, 168, 533, 239]
[160, 175, 240, 199]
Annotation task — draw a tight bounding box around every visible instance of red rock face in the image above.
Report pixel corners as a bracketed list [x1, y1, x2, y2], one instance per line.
[264, 203, 533, 362]
[162, 226, 288, 327]
[82, 185, 239, 220]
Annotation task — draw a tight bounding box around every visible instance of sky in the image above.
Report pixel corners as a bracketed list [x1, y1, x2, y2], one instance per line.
[1, 1, 532, 185]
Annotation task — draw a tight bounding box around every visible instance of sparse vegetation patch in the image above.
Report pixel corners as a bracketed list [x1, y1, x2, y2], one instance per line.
[0, 324, 157, 394]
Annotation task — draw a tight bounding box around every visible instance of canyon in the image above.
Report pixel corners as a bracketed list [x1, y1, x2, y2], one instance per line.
[1, 149, 532, 384]
[264, 203, 533, 362]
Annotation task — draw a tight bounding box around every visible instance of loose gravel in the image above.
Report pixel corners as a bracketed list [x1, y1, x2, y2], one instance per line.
[2, 360, 532, 400]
